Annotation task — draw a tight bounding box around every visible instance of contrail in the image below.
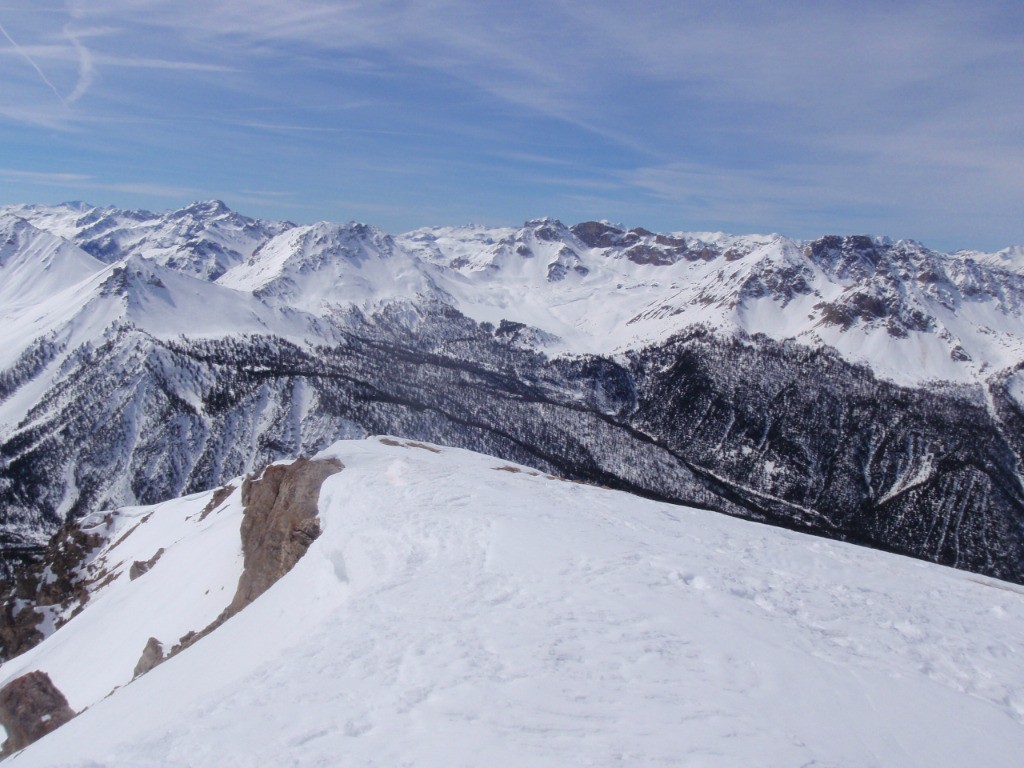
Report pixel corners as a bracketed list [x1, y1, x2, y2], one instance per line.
[0, 18, 67, 106]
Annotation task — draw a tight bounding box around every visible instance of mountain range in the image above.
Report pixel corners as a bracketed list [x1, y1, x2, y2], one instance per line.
[1, 200, 1024, 584]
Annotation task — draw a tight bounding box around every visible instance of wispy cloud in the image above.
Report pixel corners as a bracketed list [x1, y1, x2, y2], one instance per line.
[97, 53, 236, 73]
[0, 168, 91, 183]
[99, 181, 204, 198]
[0, 18, 66, 105]
[63, 25, 95, 103]
[233, 121, 431, 138]
[0, 167, 202, 199]
[1, 1, 1021, 248]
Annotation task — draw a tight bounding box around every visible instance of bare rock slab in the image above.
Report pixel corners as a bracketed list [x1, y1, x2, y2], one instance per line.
[0, 671, 75, 757]
[133, 637, 164, 678]
[230, 457, 343, 614]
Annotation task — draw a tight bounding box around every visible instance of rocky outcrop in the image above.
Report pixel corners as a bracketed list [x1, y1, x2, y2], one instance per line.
[229, 457, 343, 614]
[129, 548, 164, 581]
[133, 637, 164, 677]
[0, 603, 41, 662]
[0, 518, 107, 662]
[162, 457, 342, 661]
[0, 671, 74, 757]
[198, 483, 236, 522]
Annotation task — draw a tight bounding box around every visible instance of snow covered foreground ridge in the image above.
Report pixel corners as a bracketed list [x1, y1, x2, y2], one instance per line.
[1, 438, 1022, 766]
[0, 447, 344, 757]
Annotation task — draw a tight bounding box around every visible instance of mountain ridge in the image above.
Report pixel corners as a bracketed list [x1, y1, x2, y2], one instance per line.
[2, 200, 1024, 586]
[2, 438, 1022, 766]
[7, 199, 1024, 386]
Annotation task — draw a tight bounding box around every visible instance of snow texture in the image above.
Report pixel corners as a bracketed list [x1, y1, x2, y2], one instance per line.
[5, 202, 1024, 388]
[3, 438, 1022, 766]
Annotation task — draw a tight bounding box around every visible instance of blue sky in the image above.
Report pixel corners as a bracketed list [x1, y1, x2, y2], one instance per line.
[0, 0, 1021, 250]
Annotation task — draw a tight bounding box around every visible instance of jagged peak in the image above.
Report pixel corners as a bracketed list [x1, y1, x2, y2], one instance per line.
[521, 217, 572, 243]
[522, 216, 566, 228]
[294, 220, 396, 253]
[56, 200, 95, 213]
[0, 214, 70, 246]
[0, 212, 33, 235]
[174, 199, 232, 218]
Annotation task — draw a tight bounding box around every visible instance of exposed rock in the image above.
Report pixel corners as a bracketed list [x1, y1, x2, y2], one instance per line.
[951, 345, 972, 362]
[625, 243, 679, 266]
[405, 441, 442, 454]
[133, 637, 164, 677]
[531, 221, 565, 242]
[229, 457, 343, 614]
[128, 548, 164, 581]
[198, 483, 236, 522]
[547, 262, 569, 281]
[32, 521, 103, 609]
[0, 517, 106, 662]
[570, 221, 623, 248]
[0, 602, 41, 661]
[166, 457, 344, 660]
[0, 671, 75, 757]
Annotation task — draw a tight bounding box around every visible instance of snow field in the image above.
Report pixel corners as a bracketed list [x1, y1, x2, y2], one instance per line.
[6, 203, 1024, 393]
[5, 438, 1023, 766]
[0, 487, 246, 712]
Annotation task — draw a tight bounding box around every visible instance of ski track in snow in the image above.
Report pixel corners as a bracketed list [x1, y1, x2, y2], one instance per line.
[5, 439, 1023, 766]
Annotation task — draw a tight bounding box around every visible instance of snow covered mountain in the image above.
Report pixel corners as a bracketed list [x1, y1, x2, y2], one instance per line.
[217, 220, 448, 314]
[2, 200, 292, 281]
[8, 201, 1024, 385]
[1, 439, 1022, 765]
[0, 216, 105, 311]
[399, 220, 1024, 385]
[1, 201, 1024, 586]
[958, 244, 1024, 276]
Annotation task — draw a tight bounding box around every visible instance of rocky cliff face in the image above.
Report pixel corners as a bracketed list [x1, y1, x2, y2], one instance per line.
[230, 457, 343, 613]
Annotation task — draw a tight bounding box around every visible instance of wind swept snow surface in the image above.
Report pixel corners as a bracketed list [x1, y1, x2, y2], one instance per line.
[4, 439, 1023, 766]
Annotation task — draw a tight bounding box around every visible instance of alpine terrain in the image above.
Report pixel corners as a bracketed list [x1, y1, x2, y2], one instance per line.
[1, 439, 1022, 765]
[1, 200, 1024, 590]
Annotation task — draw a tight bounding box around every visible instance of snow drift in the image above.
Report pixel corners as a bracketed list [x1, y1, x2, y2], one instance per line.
[1, 438, 1021, 766]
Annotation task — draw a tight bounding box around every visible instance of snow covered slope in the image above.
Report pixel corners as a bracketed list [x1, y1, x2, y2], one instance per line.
[400, 221, 1024, 385]
[2, 438, 1022, 766]
[7, 201, 1024, 386]
[3, 201, 1024, 586]
[0, 216, 105, 312]
[1, 200, 292, 281]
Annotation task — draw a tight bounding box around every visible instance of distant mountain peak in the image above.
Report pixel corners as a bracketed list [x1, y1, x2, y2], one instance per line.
[5, 201, 1024, 387]
[175, 199, 232, 218]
